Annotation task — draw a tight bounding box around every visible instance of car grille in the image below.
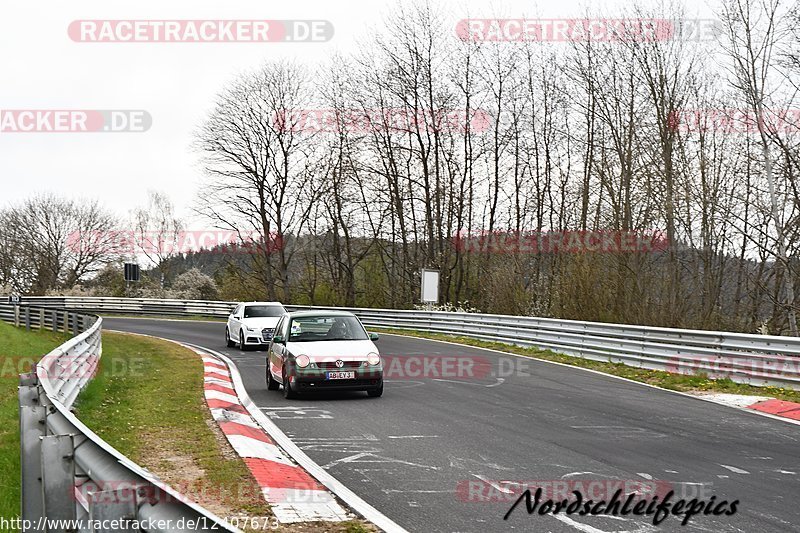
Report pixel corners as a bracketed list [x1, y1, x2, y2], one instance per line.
[317, 361, 363, 370]
[261, 328, 275, 341]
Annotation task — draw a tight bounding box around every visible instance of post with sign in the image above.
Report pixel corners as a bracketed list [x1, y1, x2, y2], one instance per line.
[8, 295, 21, 327]
[420, 269, 440, 310]
[123, 263, 140, 296]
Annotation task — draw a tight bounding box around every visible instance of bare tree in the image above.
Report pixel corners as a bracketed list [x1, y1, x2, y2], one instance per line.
[721, 0, 798, 335]
[196, 61, 318, 301]
[131, 190, 183, 286]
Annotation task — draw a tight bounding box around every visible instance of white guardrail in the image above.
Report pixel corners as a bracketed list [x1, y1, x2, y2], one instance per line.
[0, 303, 238, 533]
[9, 296, 800, 391]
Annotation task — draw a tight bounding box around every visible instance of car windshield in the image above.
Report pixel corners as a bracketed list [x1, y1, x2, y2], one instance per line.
[288, 315, 368, 342]
[244, 305, 285, 318]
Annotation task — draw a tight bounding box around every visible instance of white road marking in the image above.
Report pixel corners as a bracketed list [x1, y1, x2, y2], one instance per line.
[776, 469, 797, 474]
[637, 473, 653, 480]
[322, 453, 440, 471]
[471, 474, 513, 494]
[433, 378, 486, 386]
[562, 471, 604, 478]
[382, 489, 455, 494]
[292, 436, 381, 453]
[551, 515, 612, 533]
[553, 513, 657, 533]
[719, 464, 750, 474]
[387, 435, 439, 439]
[449, 456, 514, 471]
[260, 406, 334, 419]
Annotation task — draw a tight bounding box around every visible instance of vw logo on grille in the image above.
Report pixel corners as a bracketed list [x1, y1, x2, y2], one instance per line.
[335, 359, 344, 368]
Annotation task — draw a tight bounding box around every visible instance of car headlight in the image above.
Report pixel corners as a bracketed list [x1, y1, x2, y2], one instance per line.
[296, 355, 310, 368]
[367, 352, 381, 366]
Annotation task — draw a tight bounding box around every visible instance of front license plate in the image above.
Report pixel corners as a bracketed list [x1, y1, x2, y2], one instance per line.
[326, 371, 355, 380]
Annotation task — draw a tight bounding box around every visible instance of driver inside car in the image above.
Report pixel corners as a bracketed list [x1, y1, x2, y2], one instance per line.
[326, 318, 350, 340]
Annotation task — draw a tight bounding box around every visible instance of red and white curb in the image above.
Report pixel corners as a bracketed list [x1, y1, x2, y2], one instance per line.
[191, 347, 352, 523]
[693, 393, 800, 423]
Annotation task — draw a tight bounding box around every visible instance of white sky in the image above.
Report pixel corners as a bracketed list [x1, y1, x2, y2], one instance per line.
[0, 0, 718, 224]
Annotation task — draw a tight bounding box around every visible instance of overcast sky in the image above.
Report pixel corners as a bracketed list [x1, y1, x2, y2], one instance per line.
[0, 0, 717, 223]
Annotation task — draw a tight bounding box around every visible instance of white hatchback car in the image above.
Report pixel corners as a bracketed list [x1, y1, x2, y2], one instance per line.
[266, 311, 383, 398]
[226, 302, 287, 350]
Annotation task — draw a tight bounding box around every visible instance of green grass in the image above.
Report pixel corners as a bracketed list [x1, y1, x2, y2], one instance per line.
[0, 322, 71, 524]
[371, 327, 800, 403]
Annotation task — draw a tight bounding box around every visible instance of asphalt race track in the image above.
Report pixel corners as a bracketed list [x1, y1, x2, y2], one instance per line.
[105, 318, 800, 533]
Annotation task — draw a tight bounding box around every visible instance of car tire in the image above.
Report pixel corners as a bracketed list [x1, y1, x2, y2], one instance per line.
[283, 367, 298, 399]
[367, 383, 383, 398]
[226, 328, 235, 348]
[239, 331, 248, 351]
[267, 366, 280, 390]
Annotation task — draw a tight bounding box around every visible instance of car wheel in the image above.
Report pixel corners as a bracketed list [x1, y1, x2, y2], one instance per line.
[226, 328, 235, 348]
[267, 365, 280, 390]
[282, 367, 298, 399]
[239, 331, 248, 351]
[367, 383, 383, 398]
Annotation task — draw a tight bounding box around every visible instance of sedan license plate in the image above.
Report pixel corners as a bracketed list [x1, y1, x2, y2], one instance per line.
[326, 371, 355, 380]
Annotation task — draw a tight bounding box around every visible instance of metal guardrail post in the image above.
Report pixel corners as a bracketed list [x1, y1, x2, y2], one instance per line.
[39, 308, 44, 330]
[25, 306, 30, 331]
[88, 489, 138, 532]
[14, 305, 19, 327]
[19, 371, 45, 525]
[41, 434, 77, 529]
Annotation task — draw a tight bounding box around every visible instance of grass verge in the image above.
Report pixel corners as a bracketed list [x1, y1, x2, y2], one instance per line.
[0, 322, 71, 523]
[370, 327, 800, 403]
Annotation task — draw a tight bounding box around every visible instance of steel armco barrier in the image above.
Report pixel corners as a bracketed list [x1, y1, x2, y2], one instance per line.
[10, 296, 800, 391]
[1, 303, 238, 533]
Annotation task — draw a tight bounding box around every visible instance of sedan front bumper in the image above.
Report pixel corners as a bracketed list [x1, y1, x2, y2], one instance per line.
[292, 367, 383, 391]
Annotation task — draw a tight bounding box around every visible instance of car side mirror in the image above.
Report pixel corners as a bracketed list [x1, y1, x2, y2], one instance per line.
[369, 332, 379, 341]
[272, 334, 285, 344]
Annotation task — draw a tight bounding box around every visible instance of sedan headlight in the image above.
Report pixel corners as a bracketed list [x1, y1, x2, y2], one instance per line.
[296, 355, 310, 368]
[367, 352, 381, 366]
